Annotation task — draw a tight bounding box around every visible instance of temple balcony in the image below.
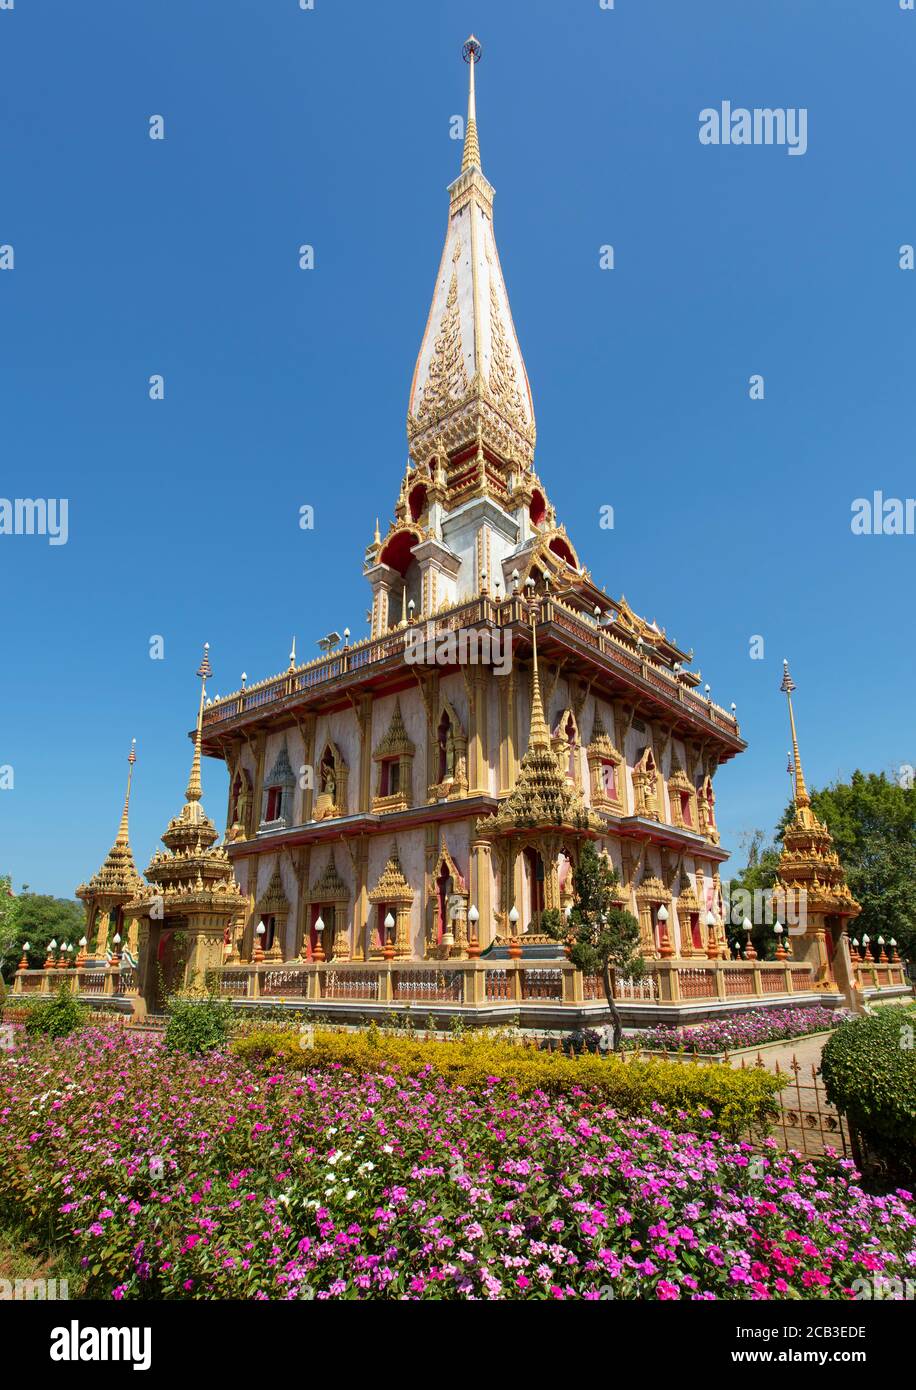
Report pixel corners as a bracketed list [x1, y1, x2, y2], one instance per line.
[199, 595, 744, 759]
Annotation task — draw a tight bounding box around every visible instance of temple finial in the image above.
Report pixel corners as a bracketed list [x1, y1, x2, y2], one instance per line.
[115, 738, 137, 846]
[780, 658, 809, 808]
[461, 35, 482, 173]
[527, 593, 550, 750]
[185, 642, 211, 803]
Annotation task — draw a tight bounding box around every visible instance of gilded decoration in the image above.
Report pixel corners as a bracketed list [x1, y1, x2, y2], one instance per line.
[632, 747, 660, 821]
[425, 839, 470, 956]
[372, 699, 415, 812]
[315, 741, 349, 821]
[256, 863, 291, 962]
[427, 696, 469, 801]
[415, 269, 468, 424]
[586, 709, 624, 814]
[772, 662, 860, 946]
[368, 846, 415, 958]
[696, 773, 719, 844]
[76, 740, 144, 921]
[667, 757, 696, 830]
[308, 850, 350, 959]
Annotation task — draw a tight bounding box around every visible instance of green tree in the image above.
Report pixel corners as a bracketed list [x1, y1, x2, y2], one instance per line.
[542, 841, 644, 1051]
[0, 874, 18, 979]
[728, 771, 916, 966]
[805, 772, 916, 965]
[0, 886, 85, 982]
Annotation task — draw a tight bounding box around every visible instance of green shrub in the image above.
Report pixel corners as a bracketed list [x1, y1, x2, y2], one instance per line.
[23, 984, 88, 1039]
[231, 1028, 782, 1139]
[820, 1006, 916, 1181]
[164, 993, 234, 1055]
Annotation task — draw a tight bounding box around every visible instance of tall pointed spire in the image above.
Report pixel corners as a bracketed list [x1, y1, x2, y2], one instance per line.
[407, 36, 535, 466]
[780, 659, 809, 808]
[185, 642, 211, 804]
[115, 739, 137, 846]
[527, 596, 551, 750]
[461, 35, 482, 172]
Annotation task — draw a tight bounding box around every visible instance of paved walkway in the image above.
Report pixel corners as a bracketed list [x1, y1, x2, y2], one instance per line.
[726, 1031, 830, 1077]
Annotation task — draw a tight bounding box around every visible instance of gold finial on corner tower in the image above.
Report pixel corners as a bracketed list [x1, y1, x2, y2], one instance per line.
[461, 35, 483, 173]
[780, 658, 810, 809]
[115, 738, 137, 847]
[185, 642, 211, 804]
[526, 587, 551, 751]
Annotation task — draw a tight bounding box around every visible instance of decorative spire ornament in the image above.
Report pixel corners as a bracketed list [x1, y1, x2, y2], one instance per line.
[185, 643, 211, 804]
[780, 659, 809, 807]
[116, 739, 137, 847]
[461, 35, 482, 172]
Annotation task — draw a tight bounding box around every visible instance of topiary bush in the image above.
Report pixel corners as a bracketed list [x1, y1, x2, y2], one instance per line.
[820, 1006, 916, 1183]
[231, 1027, 783, 1139]
[164, 992, 234, 1055]
[23, 984, 88, 1039]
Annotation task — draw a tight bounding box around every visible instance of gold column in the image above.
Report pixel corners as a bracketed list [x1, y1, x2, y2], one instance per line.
[300, 714, 317, 824]
[471, 834, 493, 949]
[350, 835, 369, 960]
[250, 731, 267, 833]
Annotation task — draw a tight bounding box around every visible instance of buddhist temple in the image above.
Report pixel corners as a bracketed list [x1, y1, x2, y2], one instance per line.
[23, 40, 908, 1021]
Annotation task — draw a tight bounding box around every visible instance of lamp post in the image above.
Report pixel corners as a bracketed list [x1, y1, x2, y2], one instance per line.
[77, 936, 88, 968]
[313, 914, 326, 963]
[253, 919, 266, 964]
[704, 910, 718, 960]
[878, 935, 888, 964]
[508, 905, 521, 960]
[467, 904, 480, 959]
[383, 911, 396, 962]
[890, 937, 900, 964]
[743, 917, 757, 960]
[774, 919, 787, 961]
[656, 904, 673, 958]
[110, 933, 122, 969]
[45, 939, 57, 970]
[862, 932, 871, 963]
[18, 941, 30, 972]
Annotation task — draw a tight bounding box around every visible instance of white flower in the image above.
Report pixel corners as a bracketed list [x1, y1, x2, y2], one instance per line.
[382, 1144, 393, 1155]
[345, 1189, 357, 1201]
[357, 1161, 375, 1175]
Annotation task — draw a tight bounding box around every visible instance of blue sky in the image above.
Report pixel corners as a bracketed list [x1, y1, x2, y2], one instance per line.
[1, 0, 914, 898]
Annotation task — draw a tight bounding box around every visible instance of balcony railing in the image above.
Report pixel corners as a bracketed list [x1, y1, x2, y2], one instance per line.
[199, 595, 741, 741]
[11, 955, 856, 1011]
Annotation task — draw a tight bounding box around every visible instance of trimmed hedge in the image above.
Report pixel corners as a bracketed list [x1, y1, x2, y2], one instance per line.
[232, 1028, 783, 1139]
[22, 985, 88, 1039]
[820, 1006, 916, 1182]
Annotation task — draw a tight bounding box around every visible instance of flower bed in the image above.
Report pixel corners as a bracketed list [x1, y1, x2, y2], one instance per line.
[232, 1027, 781, 1136]
[629, 1007, 848, 1056]
[1, 1028, 914, 1301]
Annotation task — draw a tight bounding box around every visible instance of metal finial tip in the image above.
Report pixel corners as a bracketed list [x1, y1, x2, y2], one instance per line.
[462, 35, 482, 63]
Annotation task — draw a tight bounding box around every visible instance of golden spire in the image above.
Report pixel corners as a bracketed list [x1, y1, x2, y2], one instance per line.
[461, 35, 482, 173]
[780, 659, 809, 808]
[527, 596, 550, 750]
[115, 739, 137, 846]
[185, 642, 211, 804]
